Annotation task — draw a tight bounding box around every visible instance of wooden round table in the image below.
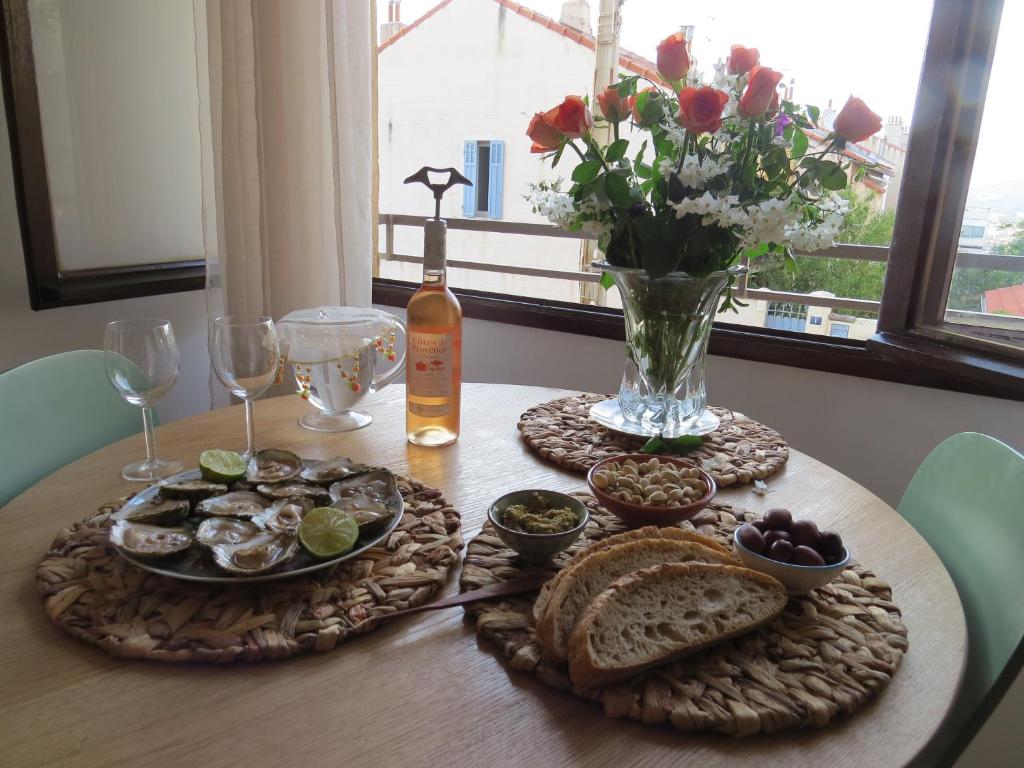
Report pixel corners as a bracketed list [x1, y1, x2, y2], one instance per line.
[0, 384, 965, 768]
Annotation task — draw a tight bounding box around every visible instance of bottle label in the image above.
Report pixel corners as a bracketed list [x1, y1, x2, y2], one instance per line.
[408, 331, 453, 399]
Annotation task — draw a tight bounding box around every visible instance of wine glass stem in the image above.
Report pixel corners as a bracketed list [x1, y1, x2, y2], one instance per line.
[141, 406, 157, 463]
[244, 398, 256, 457]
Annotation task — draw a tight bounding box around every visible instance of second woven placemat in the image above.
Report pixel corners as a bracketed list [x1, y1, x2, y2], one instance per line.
[37, 474, 462, 662]
[518, 393, 789, 487]
[460, 497, 908, 737]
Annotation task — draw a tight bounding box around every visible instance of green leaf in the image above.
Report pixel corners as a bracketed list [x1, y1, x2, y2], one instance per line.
[571, 159, 602, 184]
[599, 271, 615, 290]
[606, 139, 629, 163]
[807, 105, 821, 125]
[783, 123, 795, 142]
[638, 434, 704, 456]
[603, 172, 633, 208]
[819, 160, 848, 190]
[634, 162, 653, 179]
[791, 128, 808, 159]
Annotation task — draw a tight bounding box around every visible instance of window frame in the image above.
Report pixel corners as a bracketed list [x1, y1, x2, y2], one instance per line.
[0, 0, 205, 310]
[871, 0, 1024, 388]
[377, 0, 1022, 399]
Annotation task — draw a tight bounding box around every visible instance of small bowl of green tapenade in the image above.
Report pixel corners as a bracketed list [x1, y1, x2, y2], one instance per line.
[488, 490, 589, 563]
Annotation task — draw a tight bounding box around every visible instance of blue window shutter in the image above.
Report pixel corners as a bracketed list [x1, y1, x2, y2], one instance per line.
[487, 140, 504, 220]
[463, 141, 477, 217]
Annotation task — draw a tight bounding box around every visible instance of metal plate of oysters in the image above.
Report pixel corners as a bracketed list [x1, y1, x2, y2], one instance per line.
[108, 451, 403, 584]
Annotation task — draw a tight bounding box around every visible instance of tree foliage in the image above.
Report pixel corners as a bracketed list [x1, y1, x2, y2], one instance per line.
[753, 190, 891, 304]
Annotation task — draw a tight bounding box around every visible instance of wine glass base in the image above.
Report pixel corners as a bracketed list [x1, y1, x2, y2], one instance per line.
[122, 458, 185, 482]
[299, 410, 373, 432]
[589, 398, 721, 438]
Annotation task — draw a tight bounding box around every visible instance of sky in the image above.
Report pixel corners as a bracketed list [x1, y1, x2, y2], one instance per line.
[379, 0, 1021, 197]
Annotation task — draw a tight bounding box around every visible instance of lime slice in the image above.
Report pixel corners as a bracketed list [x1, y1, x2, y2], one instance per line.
[199, 449, 247, 483]
[299, 507, 359, 559]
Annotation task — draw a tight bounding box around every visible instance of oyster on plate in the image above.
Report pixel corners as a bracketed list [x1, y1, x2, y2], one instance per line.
[118, 498, 190, 526]
[195, 491, 270, 519]
[195, 517, 262, 549]
[209, 531, 299, 575]
[300, 456, 370, 485]
[158, 479, 228, 507]
[254, 497, 313, 534]
[255, 483, 331, 506]
[329, 469, 403, 536]
[246, 449, 302, 483]
[110, 520, 193, 558]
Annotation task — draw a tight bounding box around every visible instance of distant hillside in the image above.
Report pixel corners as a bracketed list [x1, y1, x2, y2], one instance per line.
[968, 178, 1024, 217]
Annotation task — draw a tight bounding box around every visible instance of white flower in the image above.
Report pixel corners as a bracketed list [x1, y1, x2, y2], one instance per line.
[658, 157, 676, 180]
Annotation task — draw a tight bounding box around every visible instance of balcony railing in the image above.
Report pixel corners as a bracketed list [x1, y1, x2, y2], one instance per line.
[377, 213, 1024, 317]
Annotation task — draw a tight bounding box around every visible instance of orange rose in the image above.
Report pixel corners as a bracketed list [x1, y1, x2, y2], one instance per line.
[738, 66, 784, 118]
[656, 31, 691, 82]
[833, 96, 882, 143]
[727, 44, 759, 76]
[526, 112, 563, 153]
[677, 87, 729, 135]
[597, 86, 630, 124]
[547, 95, 593, 139]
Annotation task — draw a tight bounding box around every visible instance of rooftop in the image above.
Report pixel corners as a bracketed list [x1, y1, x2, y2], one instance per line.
[982, 283, 1024, 317]
[379, 0, 664, 83]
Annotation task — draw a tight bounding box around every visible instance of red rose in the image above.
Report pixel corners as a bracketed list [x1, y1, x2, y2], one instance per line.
[727, 44, 759, 76]
[677, 87, 729, 135]
[526, 111, 562, 153]
[833, 96, 882, 143]
[656, 31, 691, 82]
[547, 95, 592, 139]
[738, 66, 784, 118]
[528, 110, 561, 154]
[597, 86, 629, 124]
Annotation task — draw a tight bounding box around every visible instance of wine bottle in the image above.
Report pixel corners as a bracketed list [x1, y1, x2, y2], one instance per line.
[403, 168, 470, 447]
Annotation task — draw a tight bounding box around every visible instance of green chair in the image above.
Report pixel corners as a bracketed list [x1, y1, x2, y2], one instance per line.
[0, 350, 143, 508]
[899, 432, 1024, 767]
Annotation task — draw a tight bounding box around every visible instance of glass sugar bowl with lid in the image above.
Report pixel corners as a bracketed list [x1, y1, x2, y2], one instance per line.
[278, 306, 407, 432]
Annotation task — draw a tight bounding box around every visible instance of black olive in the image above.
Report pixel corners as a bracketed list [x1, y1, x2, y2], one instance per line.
[763, 508, 793, 531]
[736, 524, 766, 554]
[769, 539, 794, 563]
[790, 519, 819, 548]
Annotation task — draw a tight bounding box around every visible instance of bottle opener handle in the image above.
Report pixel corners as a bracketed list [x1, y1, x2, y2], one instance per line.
[404, 167, 472, 218]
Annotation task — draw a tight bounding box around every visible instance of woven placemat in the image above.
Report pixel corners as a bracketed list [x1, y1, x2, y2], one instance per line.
[37, 475, 463, 662]
[460, 497, 908, 737]
[518, 393, 789, 487]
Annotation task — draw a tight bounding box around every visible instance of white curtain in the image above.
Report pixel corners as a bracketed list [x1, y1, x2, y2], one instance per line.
[199, 0, 376, 323]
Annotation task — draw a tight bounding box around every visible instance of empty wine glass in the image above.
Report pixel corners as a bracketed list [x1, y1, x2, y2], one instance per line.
[209, 316, 279, 458]
[104, 319, 184, 482]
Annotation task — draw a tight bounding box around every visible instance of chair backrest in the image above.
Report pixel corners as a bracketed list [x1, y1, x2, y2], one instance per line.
[898, 432, 1024, 767]
[0, 350, 143, 508]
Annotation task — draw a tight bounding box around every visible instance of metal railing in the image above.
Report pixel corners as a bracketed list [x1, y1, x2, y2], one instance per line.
[378, 213, 1024, 315]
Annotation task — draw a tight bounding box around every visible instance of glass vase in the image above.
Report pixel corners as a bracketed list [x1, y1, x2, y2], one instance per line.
[590, 261, 743, 438]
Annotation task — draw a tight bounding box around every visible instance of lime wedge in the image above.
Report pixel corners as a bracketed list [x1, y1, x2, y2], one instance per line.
[299, 508, 359, 559]
[199, 449, 247, 483]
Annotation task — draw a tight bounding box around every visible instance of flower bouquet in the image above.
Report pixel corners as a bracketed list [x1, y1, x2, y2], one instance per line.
[526, 33, 881, 437]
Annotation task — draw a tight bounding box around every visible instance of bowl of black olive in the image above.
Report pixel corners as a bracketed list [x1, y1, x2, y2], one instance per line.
[732, 508, 850, 594]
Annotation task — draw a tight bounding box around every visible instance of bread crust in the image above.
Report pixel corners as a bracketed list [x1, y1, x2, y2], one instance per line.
[567, 563, 787, 689]
[532, 526, 733, 626]
[537, 539, 736, 662]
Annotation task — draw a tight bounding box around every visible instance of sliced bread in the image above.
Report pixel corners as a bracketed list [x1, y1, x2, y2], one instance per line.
[567, 563, 787, 688]
[536, 538, 735, 662]
[531, 527, 732, 624]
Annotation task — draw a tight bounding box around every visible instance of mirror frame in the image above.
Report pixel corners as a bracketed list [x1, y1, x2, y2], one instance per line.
[0, 0, 205, 310]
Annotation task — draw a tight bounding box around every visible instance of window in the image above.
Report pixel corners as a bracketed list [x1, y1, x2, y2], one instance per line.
[462, 140, 504, 220]
[0, 0, 206, 308]
[374, 0, 1022, 399]
[765, 303, 808, 333]
[874, 0, 1024, 393]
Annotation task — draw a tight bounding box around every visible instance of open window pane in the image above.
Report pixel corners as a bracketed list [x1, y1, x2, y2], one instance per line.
[941, 1, 1024, 346]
